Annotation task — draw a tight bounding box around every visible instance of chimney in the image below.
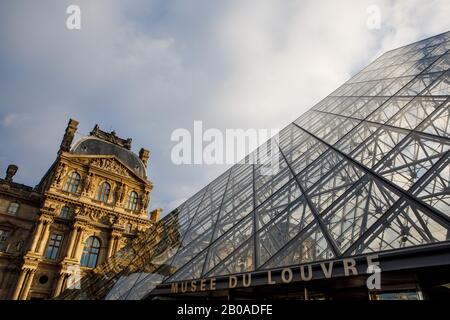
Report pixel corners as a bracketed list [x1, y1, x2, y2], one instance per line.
[150, 208, 162, 222]
[5, 164, 18, 183]
[139, 148, 150, 167]
[59, 118, 79, 153]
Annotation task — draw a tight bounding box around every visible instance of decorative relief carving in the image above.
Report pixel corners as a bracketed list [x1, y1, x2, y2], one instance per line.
[141, 192, 149, 211]
[52, 163, 67, 187]
[114, 182, 125, 205]
[82, 173, 93, 196]
[74, 206, 87, 217]
[90, 159, 130, 178]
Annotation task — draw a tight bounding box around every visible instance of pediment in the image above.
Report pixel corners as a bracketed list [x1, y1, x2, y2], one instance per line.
[67, 155, 147, 182]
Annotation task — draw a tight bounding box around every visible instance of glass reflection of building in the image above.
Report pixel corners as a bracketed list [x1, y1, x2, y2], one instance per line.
[60, 31, 450, 300]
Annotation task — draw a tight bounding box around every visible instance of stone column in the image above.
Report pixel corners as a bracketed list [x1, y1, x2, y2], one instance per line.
[112, 236, 120, 256]
[72, 228, 85, 260]
[10, 269, 28, 300]
[29, 221, 44, 253]
[66, 227, 79, 259]
[107, 236, 115, 258]
[107, 232, 120, 258]
[37, 221, 51, 254]
[19, 269, 36, 300]
[52, 273, 67, 298]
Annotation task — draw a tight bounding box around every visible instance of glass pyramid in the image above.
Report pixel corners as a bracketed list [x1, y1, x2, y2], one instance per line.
[60, 31, 450, 300]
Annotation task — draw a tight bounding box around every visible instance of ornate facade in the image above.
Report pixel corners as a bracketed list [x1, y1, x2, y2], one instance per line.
[0, 119, 160, 300]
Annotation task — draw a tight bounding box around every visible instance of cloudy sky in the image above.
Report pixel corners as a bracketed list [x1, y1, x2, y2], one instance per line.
[1, 0, 449, 215]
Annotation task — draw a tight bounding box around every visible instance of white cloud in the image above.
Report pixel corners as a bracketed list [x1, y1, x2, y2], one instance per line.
[1, 113, 31, 128]
[0, 0, 449, 215]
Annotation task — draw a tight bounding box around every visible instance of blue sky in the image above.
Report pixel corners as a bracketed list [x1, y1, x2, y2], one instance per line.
[1, 0, 450, 215]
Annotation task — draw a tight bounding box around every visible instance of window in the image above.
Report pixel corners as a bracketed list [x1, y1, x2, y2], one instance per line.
[45, 233, 63, 260]
[80, 236, 101, 268]
[97, 182, 111, 203]
[370, 289, 421, 300]
[59, 206, 71, 219]
[7, 202, 20, 215]
[63, 172, 81, 193]
[39, 275, 49, 284]
[0, 230, 9, 252]
[127, 191, 139, 211]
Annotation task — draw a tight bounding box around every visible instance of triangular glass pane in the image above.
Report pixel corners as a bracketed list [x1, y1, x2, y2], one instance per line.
[213, 164, 254, 239]
[287, 137, 329, 176]
[254, 145, 292, 207]
[350, 126, 407, 168]
[397, 72, 442, 96]
[418, 100, 450, 138]
[367, 96, 413, 124]
[322, 177, 400, 252]
[387, 96, 446, 130]
[167, 251, 208, 282]
[414, 156, 450, 218]
[278, 124, 311, 156]
[306, 113, 347, 139]
[204, 215, 253, 275]
[427, 71, 450, 96]
[262, 223, 335, 269]
[376, 133, 450, 190]
[428, 53, 450, 73]
[380, 76, 415, 96]
[297, 149, 345, 190]
[335, 121, 381, 155]
[169, 227, 213, 274]
[350, 97, 390, 120]
[307, 159, 365, 214]
[257, 196, 314, 266]
[256, 179, 303, 230]
[321, 117, 361, 145]
[207, 238, 255, 277]
[352, 201, 450, 254]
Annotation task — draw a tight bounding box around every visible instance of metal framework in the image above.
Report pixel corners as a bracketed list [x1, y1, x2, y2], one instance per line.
[59, 31, 450, 300]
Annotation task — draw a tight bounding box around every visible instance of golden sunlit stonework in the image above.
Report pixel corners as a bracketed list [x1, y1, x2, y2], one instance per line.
[0, 119, 160, 300]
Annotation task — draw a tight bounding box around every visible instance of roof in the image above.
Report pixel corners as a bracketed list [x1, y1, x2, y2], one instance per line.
[71, 137, 147, 178]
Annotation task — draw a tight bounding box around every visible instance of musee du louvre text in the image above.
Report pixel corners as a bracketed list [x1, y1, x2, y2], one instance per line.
[169, 255, 381, 294]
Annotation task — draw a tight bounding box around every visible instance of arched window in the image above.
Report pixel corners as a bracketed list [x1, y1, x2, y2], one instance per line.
[64, 172, 81, 193]
[0, 229, 9, 252]
[96, 182, 111, 203]
[7, 202, 20, 215]
[80, 236, 101, 268]
[126, 191, 139, 211]
[60, 206, 71, 219]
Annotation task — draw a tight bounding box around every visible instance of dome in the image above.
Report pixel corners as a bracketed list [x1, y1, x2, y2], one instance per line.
[71, 137, 146, 178]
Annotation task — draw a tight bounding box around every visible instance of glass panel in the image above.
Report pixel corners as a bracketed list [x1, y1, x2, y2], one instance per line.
[353, 201, 450, 254]
[387, 96, 446, 130]
[350, 126, 407, 169]
[321, 177, 400, 252]
[262, 223, 335, 269]
[257, 196, 314, 266]
[367, 97, 413, 125]
[256, 179, 303, 230]
[376, 133, 450, 190]
[418, 101, 450, 138]
[203, 215, 254, 275]
[307, 159, 365, 214]
[207, 238, 255, 277]
[413, 155, 450, 218]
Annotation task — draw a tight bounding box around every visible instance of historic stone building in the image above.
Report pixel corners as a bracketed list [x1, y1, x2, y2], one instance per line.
[0, 119, 160, 300]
